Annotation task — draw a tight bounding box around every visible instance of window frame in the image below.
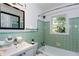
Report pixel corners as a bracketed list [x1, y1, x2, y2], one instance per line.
[50, 14, 69, 35]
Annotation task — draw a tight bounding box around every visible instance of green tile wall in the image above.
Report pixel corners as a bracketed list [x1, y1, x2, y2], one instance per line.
[1, 17, 79, 52]
[0, 20, 44, 48]
[44, 17, 79, 52]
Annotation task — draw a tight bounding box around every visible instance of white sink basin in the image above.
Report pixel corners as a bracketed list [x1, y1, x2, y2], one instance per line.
[0, 40, 11, 47]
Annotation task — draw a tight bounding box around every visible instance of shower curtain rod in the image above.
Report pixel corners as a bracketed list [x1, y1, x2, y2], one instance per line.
[38, 3, 79, 16]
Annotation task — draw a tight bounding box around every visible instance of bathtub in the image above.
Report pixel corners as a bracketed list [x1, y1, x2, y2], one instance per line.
[38, 45, 78, 56]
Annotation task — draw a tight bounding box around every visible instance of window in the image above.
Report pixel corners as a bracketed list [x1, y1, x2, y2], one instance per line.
[50, 15, 69, 35]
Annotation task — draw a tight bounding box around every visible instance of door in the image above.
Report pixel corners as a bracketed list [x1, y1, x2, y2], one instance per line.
[69, 17, 79, 52]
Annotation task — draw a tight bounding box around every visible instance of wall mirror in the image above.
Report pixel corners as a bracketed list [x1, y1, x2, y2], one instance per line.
[0, 3, 25, 30]
[1, 11, 20, 29]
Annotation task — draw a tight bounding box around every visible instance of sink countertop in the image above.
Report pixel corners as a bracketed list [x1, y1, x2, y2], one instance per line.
[0, 42, 33, 56]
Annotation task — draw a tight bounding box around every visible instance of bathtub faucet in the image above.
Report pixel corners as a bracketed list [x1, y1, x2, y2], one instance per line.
[41, 41, 45, 46]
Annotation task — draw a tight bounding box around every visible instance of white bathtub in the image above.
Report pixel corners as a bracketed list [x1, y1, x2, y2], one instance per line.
[38, 45, 79, 56]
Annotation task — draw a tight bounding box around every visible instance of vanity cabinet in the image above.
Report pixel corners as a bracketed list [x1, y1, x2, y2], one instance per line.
[11, 42, 38, 56]
[0, 42, 38, 56]
[14, 48, 34, 56]
[22, 49, 34, 56]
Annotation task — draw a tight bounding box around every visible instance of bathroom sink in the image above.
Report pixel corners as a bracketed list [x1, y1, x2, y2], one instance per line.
[0, 41, 36, 56]
[0, 40, 12, 52]
[0, 41, 7, 47]
[0, 41, 6, 46]
[0, 41, 11, 47]
[1, 41, 33, 56]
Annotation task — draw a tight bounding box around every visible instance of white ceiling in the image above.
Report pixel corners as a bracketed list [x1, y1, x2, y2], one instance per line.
[35, 3, 65, 11]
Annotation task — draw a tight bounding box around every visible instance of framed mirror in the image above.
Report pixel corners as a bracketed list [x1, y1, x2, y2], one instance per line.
[0, 11, 20, 29]
[0, 3, 25, 30]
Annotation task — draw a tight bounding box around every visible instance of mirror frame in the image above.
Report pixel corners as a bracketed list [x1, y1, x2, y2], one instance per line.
[0, 11, 20, 29]
[0, 3, 25, 30]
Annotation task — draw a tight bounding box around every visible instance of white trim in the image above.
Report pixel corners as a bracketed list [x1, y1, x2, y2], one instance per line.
[0, 29, 37, 32]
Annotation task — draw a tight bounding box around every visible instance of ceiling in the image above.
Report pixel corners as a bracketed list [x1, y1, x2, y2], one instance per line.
[35, 3, 65, 11]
